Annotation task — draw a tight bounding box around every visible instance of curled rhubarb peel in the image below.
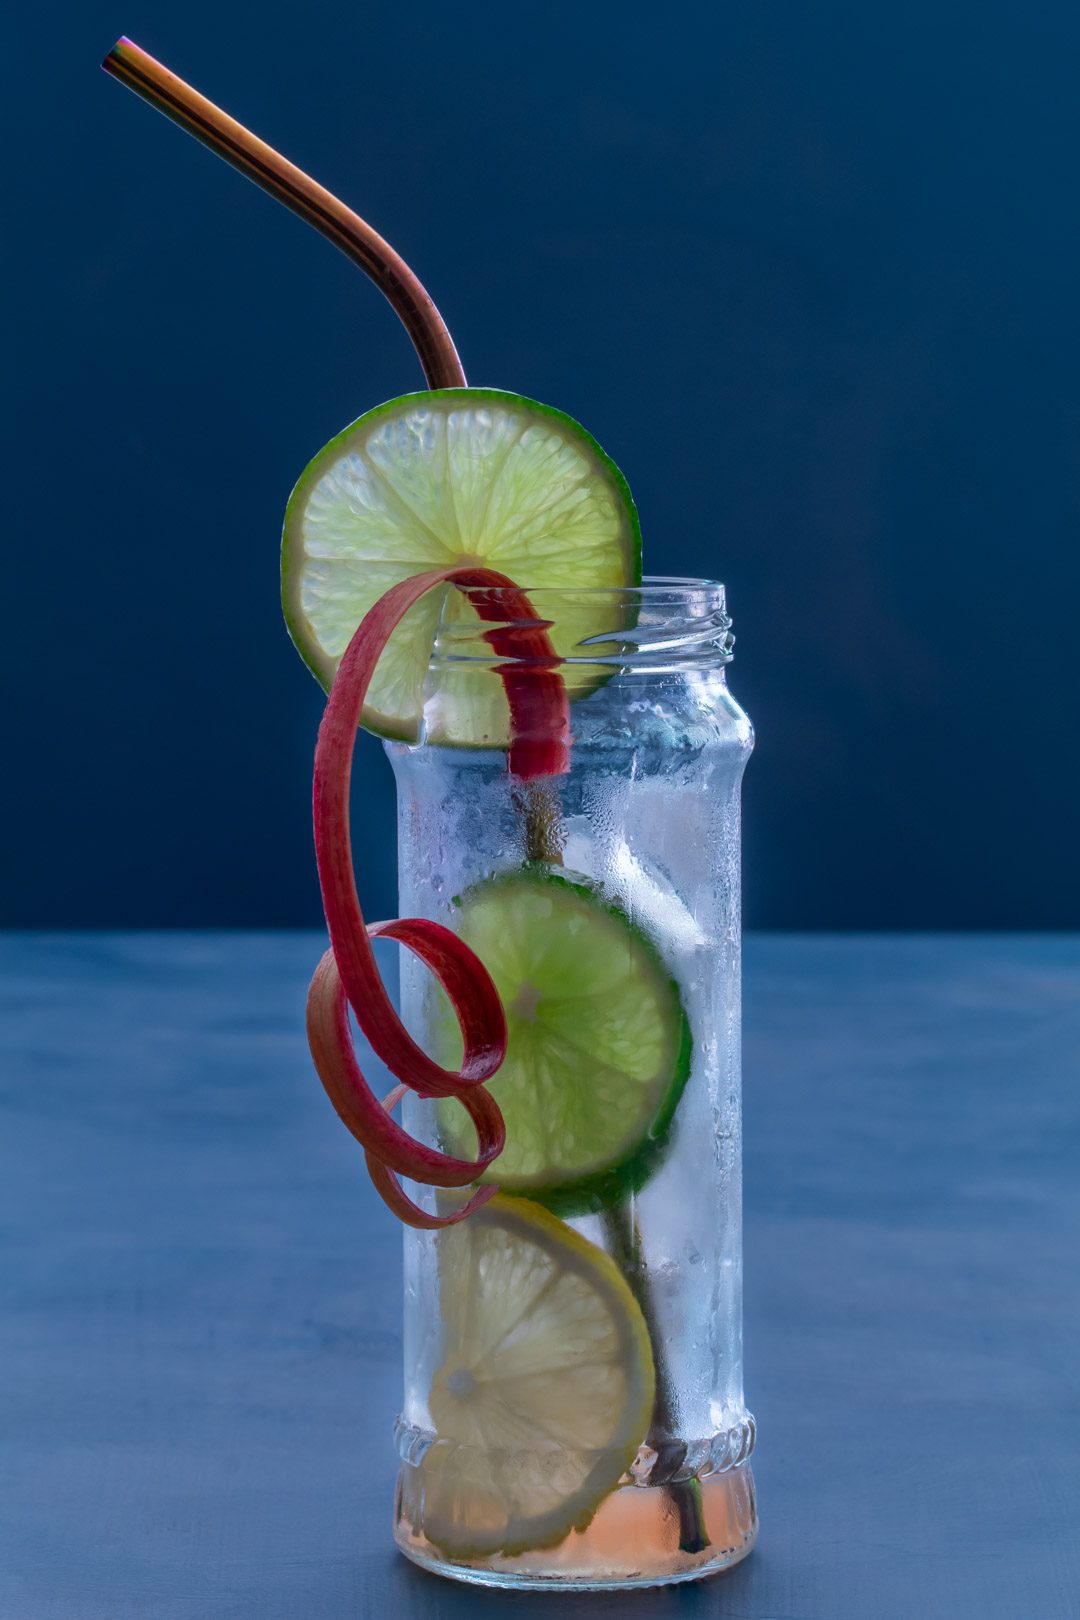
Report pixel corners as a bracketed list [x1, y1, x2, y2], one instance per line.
[309, 566, 570, 1227]
[364, 1087, 501, 1231]
[306, 945, 505, 1183]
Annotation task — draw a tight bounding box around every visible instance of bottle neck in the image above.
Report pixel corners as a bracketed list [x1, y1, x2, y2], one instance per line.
[429, 580, 735, 677]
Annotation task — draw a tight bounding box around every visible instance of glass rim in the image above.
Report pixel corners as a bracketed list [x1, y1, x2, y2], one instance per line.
[432, 575, 734, 669]
[453, 574, 726, 601]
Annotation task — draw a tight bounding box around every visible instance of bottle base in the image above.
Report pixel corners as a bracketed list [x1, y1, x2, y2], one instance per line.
[394, 1461, 757, 1592]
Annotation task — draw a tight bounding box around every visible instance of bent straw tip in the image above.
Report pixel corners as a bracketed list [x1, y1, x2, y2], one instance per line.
[101, 36, 138, 73]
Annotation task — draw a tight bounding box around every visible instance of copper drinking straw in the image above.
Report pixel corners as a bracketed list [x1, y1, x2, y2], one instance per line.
[102, 37, 466, 391]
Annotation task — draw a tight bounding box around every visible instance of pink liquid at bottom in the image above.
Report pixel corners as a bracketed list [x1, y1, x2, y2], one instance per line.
[394, 1463, 757, 1591]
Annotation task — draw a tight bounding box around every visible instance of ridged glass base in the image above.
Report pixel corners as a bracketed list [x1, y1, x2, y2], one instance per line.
[394, 1460, 757, 1591]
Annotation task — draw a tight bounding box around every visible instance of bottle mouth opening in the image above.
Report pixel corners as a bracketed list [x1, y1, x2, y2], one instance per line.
[431, 576, 734, 670]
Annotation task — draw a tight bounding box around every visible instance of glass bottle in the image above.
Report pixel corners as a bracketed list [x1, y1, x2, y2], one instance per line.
[387, 579, 755, 1590]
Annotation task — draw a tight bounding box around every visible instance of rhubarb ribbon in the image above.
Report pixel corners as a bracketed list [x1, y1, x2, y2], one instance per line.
[306, 567, 570, 1227]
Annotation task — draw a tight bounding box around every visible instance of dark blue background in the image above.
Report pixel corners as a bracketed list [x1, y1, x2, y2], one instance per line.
[8, 2, 1078, 928]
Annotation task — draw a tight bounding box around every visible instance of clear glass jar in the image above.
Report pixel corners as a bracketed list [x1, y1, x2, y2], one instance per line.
[387, 579, 755, 1590]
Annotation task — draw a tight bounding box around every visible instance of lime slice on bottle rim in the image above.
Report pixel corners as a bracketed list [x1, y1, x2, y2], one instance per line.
[431, 868, 692, 1215]
[407, 1193, 655, 1560]
[281, 389, 641, 743]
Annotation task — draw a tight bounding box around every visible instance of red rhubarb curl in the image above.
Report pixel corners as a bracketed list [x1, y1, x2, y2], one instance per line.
[306, 567, 570, 1227]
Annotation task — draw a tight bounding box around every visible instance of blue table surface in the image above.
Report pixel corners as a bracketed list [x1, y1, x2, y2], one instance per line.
[2, 933, 1078, 1620]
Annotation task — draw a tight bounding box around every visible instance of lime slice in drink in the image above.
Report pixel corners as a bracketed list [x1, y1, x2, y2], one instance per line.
[411, 1193, 655, 1559]
[432, 869, 691, 1214]
[281, 389, 641, 741]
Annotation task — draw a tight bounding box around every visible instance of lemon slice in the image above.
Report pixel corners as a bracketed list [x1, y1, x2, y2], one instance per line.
[413, 1194, 655, 1560]
[281, 389, 641, 742]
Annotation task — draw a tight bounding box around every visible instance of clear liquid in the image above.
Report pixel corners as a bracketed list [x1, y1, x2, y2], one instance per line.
[388, 678, 754, 1585]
